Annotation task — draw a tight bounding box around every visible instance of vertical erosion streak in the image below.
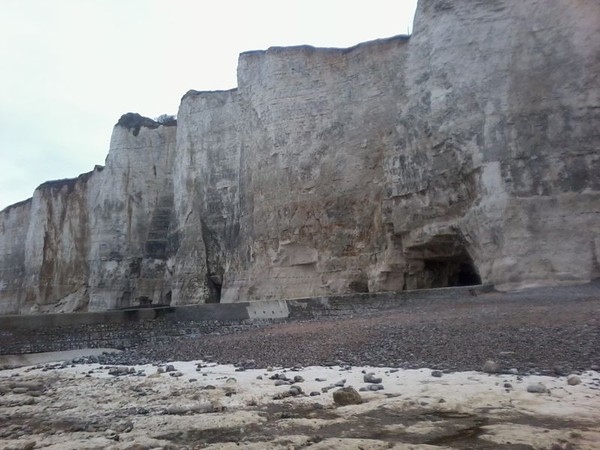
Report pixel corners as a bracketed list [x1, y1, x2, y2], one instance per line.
[200, 218, 222, 304]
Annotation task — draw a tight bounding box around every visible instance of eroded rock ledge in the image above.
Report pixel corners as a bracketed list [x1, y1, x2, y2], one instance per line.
[1, 0, 599, 314]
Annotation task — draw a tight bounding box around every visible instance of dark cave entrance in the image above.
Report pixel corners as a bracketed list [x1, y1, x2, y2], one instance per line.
[457, 259, 482, 286]
[423, 253, 481, 288]
[137, 295, 152, 306]
[407, 231, 482, 289]
[207, 275, 222, 304]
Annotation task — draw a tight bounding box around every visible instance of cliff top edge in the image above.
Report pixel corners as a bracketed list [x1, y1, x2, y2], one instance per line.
[239, 34, 410, 58]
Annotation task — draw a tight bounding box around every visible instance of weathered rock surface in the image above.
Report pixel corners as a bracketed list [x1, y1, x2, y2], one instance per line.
[0, 114, 177, 314]
[333, 387, 363, 406]
[0, 0, 598, 313]
[395, 0, 600, 291]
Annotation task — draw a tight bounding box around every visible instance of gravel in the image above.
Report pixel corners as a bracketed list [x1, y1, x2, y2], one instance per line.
[80, 286, 599, 376]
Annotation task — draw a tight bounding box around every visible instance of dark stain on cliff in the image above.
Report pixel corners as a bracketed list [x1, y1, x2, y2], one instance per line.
[116, 113, 160, 137]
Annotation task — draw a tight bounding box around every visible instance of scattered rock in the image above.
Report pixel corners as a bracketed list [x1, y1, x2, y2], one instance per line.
[164, 403, 217, 415]
[363, 373, 382, 384]
[289, 385, 303, 396]
[431, 370, 443, 378]
[482, 360, 500, 374]
[550, 443, 575, 450]
[333, 387, 363, 406]
[567, 375, 582, 386]
[115, 420, 134, 433]
[270, 373, 289, 381]
[10, 381, 43, 391]
[109, 367, 131, 377]
[165, 365, 176, 373]
[105, 429, 119, 441]
[11, 387, 29, 394]
[2, 441, 36, 450]
[526, 383, 548, 394]
[124, 444, 151, 450]
[293, 375, 304, 383]
[273, 392, 291, 400]
[236, 359, 257, 371]
[224, 387, 236, 397]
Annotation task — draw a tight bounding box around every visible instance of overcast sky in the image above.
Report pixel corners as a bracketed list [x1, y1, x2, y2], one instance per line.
[0, 0, 418, 211]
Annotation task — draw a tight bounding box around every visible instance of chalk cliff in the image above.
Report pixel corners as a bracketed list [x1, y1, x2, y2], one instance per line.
[0, 115, 177, 314]
[1, 0, 598, 314]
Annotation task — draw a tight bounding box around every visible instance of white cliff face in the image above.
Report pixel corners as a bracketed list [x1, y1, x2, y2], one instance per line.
[224, 38, 409, 301]
[24, 173, 95, 313]
[0, 0, 599, 313]
[86, 119, 177, 311]
[0, 200, 31, 314]
[0, 115, 177, 314]
[175, 0, 599, 301]
[171, 90, 241, 305]
[389, 0, 600, 290]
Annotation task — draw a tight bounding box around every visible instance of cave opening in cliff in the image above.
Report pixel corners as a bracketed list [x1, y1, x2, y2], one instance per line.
[423, 253, 481, 288]
[413, 232, 482, 289]
[207, 275, 222, 304]
[457, 259, 482, 286]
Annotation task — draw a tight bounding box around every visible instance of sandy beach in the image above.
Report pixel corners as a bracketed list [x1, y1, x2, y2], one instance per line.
[1, 351, 599, 450]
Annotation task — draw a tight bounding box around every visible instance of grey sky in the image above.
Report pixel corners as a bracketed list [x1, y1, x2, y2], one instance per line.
[0, 0, 418, 210]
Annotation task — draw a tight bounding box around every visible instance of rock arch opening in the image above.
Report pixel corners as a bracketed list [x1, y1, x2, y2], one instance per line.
[423, 253, 481, 288]
[407, 231, 482, 289]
